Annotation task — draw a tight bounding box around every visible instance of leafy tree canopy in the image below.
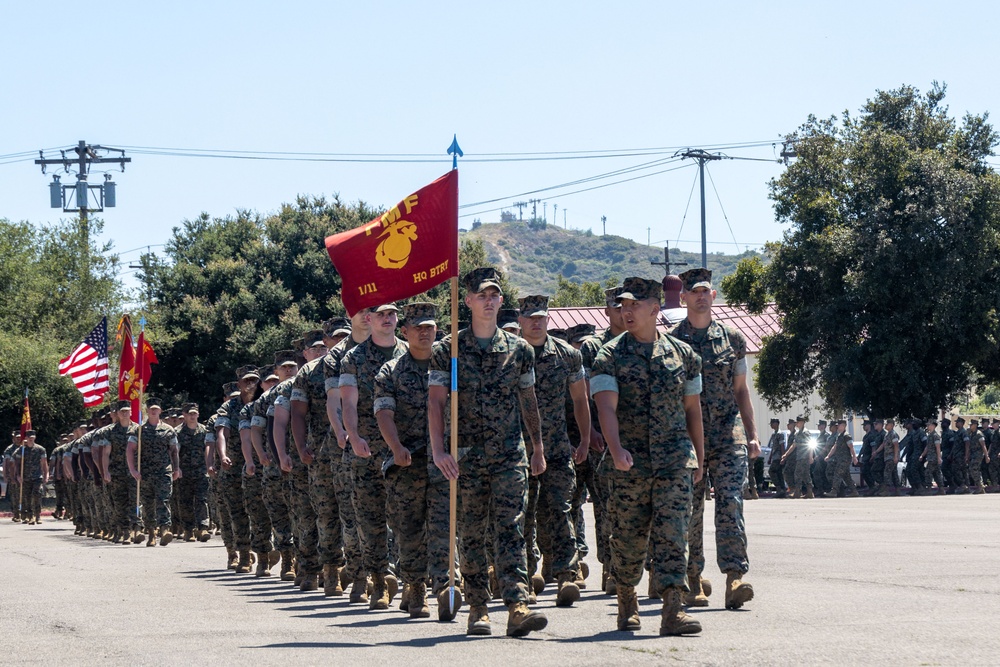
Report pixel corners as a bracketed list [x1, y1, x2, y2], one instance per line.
[723, 83, 1000, 419]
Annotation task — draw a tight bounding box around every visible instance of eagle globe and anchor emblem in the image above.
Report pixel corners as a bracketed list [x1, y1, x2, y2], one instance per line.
[374, 218, 418, 269]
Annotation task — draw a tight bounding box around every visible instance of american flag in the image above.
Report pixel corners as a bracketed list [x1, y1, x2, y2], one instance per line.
[58, 317, 110, 407]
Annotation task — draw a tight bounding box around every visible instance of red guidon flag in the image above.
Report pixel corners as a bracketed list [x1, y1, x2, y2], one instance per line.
[325, 170, 459, 315]
[19, 389, 31, 440]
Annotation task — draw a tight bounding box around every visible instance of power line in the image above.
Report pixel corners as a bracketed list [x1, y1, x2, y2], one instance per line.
[705, 164, 744, 253]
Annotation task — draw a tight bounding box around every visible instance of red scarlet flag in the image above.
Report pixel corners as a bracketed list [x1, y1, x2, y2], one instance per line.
[19, 389, 31, 440]
[130, 332, 158, 422]
[325, 170, 458, 315]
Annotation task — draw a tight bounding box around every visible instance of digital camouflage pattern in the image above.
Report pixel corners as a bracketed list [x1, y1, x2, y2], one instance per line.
[826, 431, 858, 495]
[589, 330, 701, 591]
[670, 318, 750, 577]
[341, 336, 407, 576]
[428, 327, 536, 606]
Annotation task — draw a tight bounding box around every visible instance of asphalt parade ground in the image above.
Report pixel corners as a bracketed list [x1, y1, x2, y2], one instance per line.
[2, 494, 999, 666]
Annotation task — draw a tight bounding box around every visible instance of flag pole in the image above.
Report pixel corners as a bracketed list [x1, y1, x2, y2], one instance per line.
[446, 138, 463, 617]
[134, 323, 144, 520]
[19, 387, 28, 516]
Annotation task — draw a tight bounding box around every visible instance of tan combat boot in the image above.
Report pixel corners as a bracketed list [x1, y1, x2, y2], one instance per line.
[399, 584, 411, 612]
[131, 529, 145, 544]
[280, 551, 295, 581]
[647, 574, 661, 600]
[555, 572, 580, 607]
[530, 572, 545, 596]
[254, 552, 271, 577]
[467, 605, 491, 636]
[370, 573, 389, 610]
[385, 572, 399, 603]
[349, 577, 369, 604]
[575, 562, 588, 589]
[235, 550, 253, 574]
[507, 601, 547, 637]
[660, 587, 702, 636]
[183, 529, 194, 542]
[684, 571, 710, 607]
[436, 587, 463, 622]
[323, 564, 344, 596]
[197, 527, 212, 542]
[408, 582, 430, 619]
[299, 572, 318, 592]
[145, 530, 156, 547]
[616, 584, 641, 631]
[227, 549, 239, 570]
[159, 528, 174, 546]
[724, 571, 754, 609]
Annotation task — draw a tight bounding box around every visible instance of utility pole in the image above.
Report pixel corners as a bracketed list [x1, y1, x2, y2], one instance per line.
[651, 244, 688, 277]
[676, 149, 723, 269]
[563, 209, 567, 229]
[553, 204, 557, 228]
[514, 201, 527, 221]
[647, 227, 651, 246]
[543, 202, 547, 223]
[529, 198, 540, 222]
[601, 215, 607, 236]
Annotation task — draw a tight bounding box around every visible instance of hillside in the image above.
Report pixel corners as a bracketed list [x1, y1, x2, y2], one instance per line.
[462, 221, 764, 297]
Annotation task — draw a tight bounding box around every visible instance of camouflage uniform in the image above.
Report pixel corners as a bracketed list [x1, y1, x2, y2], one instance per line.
[923, 428, 945, 490]
[130, 420, 179, 532]
[375, 351, 434, 587]
[216, 397, 253, 553]
[205, 414, 233, 548]
[252, 382, 295, 553]
[968, 428, 986, 492]
[175, 422, 210, 533]
[589, 330, 702, 592]
[826, 429, 858, 496]
[767, 430, 787, 495]
[341, 336, 408, 579]
[96, 421, 140, 534]
[987, 427, 1000, 489]
[790, 428, 814, 496]
[670, 318, 751, 579]
[429, 327, 535, 606]
[293, 357, 346, 571]
[953, 426, 971, 491]
[880, 430, 900, 490]
[14, 443, 47, 519]
[522, 334, 584, 582]
[324, 337, 365, 581]
[239, 401, 273, 554]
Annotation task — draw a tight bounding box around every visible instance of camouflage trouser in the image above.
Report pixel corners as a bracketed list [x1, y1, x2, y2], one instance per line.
[219, 470, 251, 551]
[287, 461, 320, 575]
[385, 453, 429, 585]
[352, 453, 390, 576]
[309, 439, 345, 568]
[175, 473, 210, 532]
[588, 450, 613, 566]
[969, 450, 985, 489]
[871, 455, 885, 486]
[794, 454, 814, 494]
[210, 475, 235, 549]
[525, 455, 578, 580]
[747, 454, 758, 493]
[571, 455, 591, 557]
[826, 457, 857, 495]
[923, 456, 945, 490]
[951, 457, 969, 489]
[140, 470, 173, 531]
[108, 474, 134, 532]
[458, 453, 530, 607]
[54, 480, 66, 515]
[689, 424, 749, 577]
[242, 470, 273, 553]
[427, 468, 461, 594]
[68, 481, 82, 527]
[784, 454, 799, 492]
[332, 451, 363, 580]
[610, 467, 694, 591]
[882, 457, 897, 488]
[262, 464, 294, 551]
[22, 479, 42, 518]
[988, 449, 1000, 487]
[84, 479, 99, 529]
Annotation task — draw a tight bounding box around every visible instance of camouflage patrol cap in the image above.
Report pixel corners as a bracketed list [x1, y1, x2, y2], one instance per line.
[955, 416, 966, 424]
[223, 382, 240, 398]
[372, 303, 400, 314]
[927, 418, 938, 425]
[605, 286, 623, 309]
[236, 365, 260, 381]
[795, 415, 806, 423]
[115, 399, 131, 412]
[616, 277, 662, 303]
[817, 419, 827, 426]
[182, 402, 199, 414]
[323, 317, 352, 337]
[463, 267, 503, 293]
[567, 323, 596, 343]
[291, 338, 305, 353]
[146, 397, 163, 410]
[402, 302, 437, 326]
[769, 418, 780, 425]
[678, 267, 713, 291]
[303, 329, 326, 348]
[25, 429, 36, 437]
[498, 308, 520, 331]
[941, 418, 951, 427]
[259, 365, 277, 382]
[970, 418, 979, 426]
[274, 350, 298, 367]
[549, 328, 568, 340]
[518, 295, 550, 317]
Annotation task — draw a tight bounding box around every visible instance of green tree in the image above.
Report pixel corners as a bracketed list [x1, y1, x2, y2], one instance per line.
[550, 275, 613, 307]
[723, 84, 1000, 418]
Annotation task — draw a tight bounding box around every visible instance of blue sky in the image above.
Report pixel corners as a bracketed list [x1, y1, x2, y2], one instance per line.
[3, 1, 998, 294]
